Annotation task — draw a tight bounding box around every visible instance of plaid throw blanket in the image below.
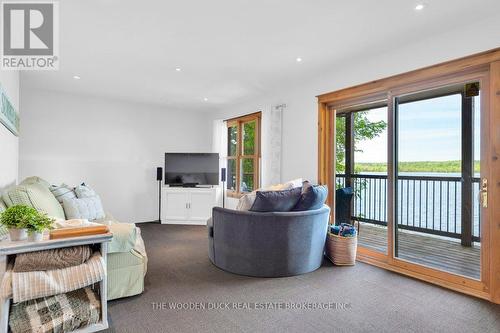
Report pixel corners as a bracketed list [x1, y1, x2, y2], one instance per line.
[1, 252, 105, 303]
[9, 287, 101, 333]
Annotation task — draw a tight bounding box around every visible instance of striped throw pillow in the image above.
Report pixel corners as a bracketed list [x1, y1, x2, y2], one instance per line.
[50, 184, 77, 203]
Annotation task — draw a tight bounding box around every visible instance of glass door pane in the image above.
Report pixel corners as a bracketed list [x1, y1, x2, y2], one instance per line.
[240, 158, 255, 193]
[353, 107, 388, 253]
[395, 83, 481, 279]
[227, 159, 237, 191]
[336, 104, 388, 254]
[242, 121, 256, 155]
[227, 125, 238, 156]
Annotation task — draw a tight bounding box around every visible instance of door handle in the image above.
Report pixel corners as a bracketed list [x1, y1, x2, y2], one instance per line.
[480, 178, 488, 208]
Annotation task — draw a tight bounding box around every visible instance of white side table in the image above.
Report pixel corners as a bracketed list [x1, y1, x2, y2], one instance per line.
[0, 233, 113, 333]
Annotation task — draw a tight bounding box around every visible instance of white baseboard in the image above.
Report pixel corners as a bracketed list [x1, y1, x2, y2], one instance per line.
[161, 219, 207, 226]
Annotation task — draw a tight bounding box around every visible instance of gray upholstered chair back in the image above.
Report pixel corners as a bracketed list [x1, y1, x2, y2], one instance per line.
[208, 205, 330, 277]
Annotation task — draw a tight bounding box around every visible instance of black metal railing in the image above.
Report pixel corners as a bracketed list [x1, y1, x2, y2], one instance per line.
[336, 174, 480, 243]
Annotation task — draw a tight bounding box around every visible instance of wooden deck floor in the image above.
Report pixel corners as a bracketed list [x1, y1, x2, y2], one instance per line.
[356, 222, 481, 279]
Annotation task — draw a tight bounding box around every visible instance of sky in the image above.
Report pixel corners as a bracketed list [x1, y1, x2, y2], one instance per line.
[355, 94, 481, 164]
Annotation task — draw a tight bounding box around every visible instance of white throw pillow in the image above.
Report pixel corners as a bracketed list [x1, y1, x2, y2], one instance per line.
[50, 184, 77, 203]
[285, 178, 303, 188]
[236, 192, 257, 211]
[74, 183, 97, 198]
[62, 196, 105, 221]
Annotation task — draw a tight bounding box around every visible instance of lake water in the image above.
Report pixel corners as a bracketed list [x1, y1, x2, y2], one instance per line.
[337, 172, 481, 238]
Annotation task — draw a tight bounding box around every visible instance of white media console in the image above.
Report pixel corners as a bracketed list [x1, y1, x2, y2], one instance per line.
[161, 186, 222, 225]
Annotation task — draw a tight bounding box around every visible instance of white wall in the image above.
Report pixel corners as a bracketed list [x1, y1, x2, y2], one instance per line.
[0, 71, 20, 191]
[19, 89, 212, 223]
[211, 15, 500, 185]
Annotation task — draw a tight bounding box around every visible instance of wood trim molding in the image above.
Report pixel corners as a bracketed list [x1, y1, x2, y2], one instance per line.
[489, 61, 500, 303]
[226, 112, 262, 195]
[356, 253, 491, 301]
[318, 48, 500, 304]
[317, 48, 500, 104]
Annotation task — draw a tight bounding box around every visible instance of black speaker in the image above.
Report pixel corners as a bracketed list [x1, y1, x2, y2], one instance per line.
[155, 167, 163, 223]
[221, 167, 226, 208]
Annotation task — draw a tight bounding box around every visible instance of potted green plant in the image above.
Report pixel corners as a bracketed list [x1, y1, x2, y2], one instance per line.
[26, 210, 54, 242]
[0, 205, 54, 242]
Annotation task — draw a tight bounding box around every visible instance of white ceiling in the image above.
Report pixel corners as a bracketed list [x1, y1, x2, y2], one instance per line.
[21, 0, 500, 111]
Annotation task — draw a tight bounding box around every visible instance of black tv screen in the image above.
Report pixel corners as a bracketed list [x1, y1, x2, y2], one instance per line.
[165, 153, 219, 186]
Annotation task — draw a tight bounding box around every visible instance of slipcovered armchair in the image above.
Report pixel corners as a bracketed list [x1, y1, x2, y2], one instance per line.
[1, 177, 147, 300]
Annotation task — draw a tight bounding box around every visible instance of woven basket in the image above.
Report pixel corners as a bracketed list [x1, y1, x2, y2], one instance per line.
[325, 232, 358, 266]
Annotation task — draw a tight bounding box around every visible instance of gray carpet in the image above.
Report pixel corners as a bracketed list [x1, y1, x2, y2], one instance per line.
[105, 223, 500, 333]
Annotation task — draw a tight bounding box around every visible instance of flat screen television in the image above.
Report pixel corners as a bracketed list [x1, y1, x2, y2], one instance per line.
[165, 153, 219, 186]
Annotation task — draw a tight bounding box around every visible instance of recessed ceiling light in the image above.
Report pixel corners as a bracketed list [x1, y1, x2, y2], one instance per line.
[73, 75, 81, 80]
[203, 97, 209, 102]
[415, 4, 425, 10]
[296, 57, 302, 62]
[175, 67, 181, 72]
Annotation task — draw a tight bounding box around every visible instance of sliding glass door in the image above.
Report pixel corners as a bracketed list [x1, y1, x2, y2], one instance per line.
[332, 80, 486, 280]
[320, 54, 500, 299]
[394, 82, 482, 279]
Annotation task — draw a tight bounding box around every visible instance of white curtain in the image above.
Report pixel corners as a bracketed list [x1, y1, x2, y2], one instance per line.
[212, 119, 227, 186]
[261, 104, 284, 187]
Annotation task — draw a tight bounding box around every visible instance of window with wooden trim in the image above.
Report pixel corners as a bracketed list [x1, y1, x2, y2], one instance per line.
[226, 112, 261, 195]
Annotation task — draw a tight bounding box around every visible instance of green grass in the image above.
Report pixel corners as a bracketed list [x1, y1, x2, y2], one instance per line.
[355, 160, 480, 173]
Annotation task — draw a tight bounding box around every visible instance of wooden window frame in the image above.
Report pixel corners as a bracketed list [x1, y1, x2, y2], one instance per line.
[226, 112, 261, 197]
[317, 48, 500, 304]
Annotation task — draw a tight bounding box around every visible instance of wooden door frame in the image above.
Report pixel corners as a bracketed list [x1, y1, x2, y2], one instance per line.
[317, 48, 500, 303]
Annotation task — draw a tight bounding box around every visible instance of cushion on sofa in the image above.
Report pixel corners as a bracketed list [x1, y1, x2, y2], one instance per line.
[293, 182, 328, 211]
[63, 196, 105, 221]
[0, 200, 7, 239]
[236, 180, 299, 211]
[2, 183, 66, 220]
[20, 176, 51, 188]
[285, 178, 304, 188]
[50, 184, 77, 203]
[74, 183, 97, 198]
[236, 192, 257, 211]
[250, 187, 302, 212]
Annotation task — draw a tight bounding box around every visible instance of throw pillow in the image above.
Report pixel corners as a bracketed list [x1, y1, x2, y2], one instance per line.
[0, 200, 7, 238]
[0, 198, 6, 213]
[236, 192, 257, 211]
[50, 184, 77, 203]
[2, 183, 66, 220]
[62, 196, 105, 221]
[293, 182, 328, 211]
[249, 187, 302, 212]
[74, 183, 97, 198]
[284, 178, 303, 188]
[20, 176, 51, 188]
[235, 182, 294, 211]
